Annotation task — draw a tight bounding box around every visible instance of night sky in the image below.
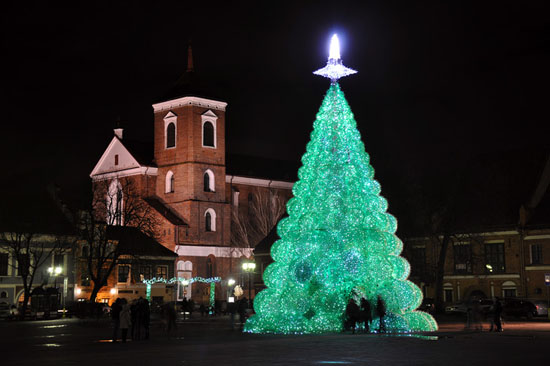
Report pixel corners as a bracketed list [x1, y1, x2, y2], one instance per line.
[2, 1, 549, 208]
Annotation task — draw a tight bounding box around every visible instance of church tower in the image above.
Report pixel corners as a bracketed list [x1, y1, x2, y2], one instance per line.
[152, 44, 231, 252]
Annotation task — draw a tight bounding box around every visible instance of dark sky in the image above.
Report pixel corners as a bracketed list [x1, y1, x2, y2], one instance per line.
[2, 1, 549, 203]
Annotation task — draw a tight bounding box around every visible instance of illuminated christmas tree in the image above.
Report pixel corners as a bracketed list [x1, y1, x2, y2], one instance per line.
[245, 35, 437, 334]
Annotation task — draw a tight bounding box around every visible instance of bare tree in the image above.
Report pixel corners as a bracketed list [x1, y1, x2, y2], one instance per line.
[0, 195, 72, 319]
[249, 187, 287, 241]
[78, 178, 159, 302]
[229, 187, 288, 272]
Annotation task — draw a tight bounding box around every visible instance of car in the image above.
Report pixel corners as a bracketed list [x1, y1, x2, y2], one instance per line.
[0, 302, 10, 319]
[445, 299, 494, 315]
[532, 300, 548, 316]
[419, 298, 435, 313]
[503, 298, 537, 319]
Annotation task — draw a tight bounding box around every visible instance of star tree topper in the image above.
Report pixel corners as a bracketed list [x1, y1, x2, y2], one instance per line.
[313, 34, 357, 83]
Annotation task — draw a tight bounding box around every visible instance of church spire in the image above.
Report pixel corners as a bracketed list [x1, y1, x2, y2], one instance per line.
[186, 40, 194, 73]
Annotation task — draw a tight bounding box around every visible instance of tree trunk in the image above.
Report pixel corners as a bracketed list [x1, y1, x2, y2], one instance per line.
[20, 289, 30, 320]
[89, 286, 100, 303]
[434, 233, 451, 313]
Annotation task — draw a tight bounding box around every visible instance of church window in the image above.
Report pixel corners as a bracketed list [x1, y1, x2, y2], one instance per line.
[166, 122, 176, 148]
[114, 154, 119, 166]
[204, 170, 215, 192]
[165, 171, 175, 193]
[203, 121, 215, 147]
[205, 208, 216, 232]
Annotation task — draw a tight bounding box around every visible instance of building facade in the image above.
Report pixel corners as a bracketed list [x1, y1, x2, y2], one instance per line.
[90, 93, 293, 305]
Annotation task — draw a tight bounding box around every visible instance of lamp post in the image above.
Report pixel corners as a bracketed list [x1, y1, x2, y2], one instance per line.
[242, 261, 256, 308]
[48, 266, 64, 317]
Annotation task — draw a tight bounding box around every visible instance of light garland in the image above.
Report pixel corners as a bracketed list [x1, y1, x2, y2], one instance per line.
[244, 81, 438, 334]
[142, 276, 222, 307]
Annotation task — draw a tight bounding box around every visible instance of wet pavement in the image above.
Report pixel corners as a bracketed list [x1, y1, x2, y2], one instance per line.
[2, 315, 549, 365]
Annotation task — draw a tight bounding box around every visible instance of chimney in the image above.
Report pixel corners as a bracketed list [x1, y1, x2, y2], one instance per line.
[114, 128, 123, 139]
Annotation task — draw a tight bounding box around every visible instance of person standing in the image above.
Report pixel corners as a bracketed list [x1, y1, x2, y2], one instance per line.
[376, 295, 387, 333]
[360, 297, 372, 333]
[493, 297, 503, 332]
[345, 298, 360, 334]
[120, 302, 132, 342]
[141, 298, 150, 340]
[111, 298, 122, 343]
[238, 297, 248, 328]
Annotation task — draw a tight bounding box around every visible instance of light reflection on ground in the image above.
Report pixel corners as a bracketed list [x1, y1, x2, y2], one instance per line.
[37, 343, 62, 347]
[97, 339, 133, 343]
[41, 325, 68, 329]
[34, 333, 70, 338]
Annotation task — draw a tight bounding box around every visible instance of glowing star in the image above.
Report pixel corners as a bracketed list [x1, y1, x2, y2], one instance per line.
[314, 34, 357, 83]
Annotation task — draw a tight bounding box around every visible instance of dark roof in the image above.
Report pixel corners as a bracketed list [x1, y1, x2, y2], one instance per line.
[120, 137, 156, 167]
[106, 226, 177, 258]
[254, 225, 279, 256]
[143, 196, 187, 226]
[226, 154, 299, 182]
[0, 186, 75, 235]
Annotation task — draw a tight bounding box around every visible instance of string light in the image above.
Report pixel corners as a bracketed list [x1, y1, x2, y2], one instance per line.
[142, 276, 221, 305]
[245, 83, 437, 334]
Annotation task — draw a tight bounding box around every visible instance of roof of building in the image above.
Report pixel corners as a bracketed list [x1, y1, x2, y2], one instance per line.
[143, 196, 187, 226]
[120, 137, 156, 167]
[106, 226, 177, 258]
[226, 154, 299, 183]
[0, 186, 75, 236]
[254, 224, 279, 256]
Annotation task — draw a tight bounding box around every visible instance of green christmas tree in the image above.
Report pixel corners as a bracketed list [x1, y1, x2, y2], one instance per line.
[245, 35, 437, 334]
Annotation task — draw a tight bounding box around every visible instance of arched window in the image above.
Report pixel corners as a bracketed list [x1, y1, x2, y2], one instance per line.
[165, 171, 174, 193]
[166, 122, 176, 148]
[206, 257, 214, 278]
[203, 121, 214, 147]
[203, 170, 215, 192]
[205, 208, 216, 232]
[0, 291, 6, 298]
[107, 179, 123, 225]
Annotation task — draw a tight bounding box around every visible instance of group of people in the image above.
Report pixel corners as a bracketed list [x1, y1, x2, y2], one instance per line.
[466, 297, 503, 332]
[111, 297, 151, 343]
[345, 295, 386, 334]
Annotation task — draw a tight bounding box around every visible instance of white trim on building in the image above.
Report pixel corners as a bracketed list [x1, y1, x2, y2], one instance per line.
[153, 96, 227, 112]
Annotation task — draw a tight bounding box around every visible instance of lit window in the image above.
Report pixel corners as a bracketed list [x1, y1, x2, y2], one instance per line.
[156, 266, 168, 280]
[204, 170, 215, 192]
[165, 171, 175, 193]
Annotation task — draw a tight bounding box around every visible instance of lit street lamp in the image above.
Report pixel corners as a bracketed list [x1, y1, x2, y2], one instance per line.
[242, 261, 256, 308]
[48, 266, 65, 318]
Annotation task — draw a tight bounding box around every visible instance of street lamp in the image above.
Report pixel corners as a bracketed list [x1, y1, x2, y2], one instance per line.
[48, 266, 65, 317]
[242, 261, 256, 308]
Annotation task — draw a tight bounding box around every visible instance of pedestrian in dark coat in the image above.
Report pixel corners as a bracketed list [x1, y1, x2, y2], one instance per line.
[140, 298, 150, 340]
[376, 295, 387, 333]
[111, 298, 122, 343]
[120, 303, 132, 342]
[493, 297, 503, 332]
[238, 297, 248, 327]
[345, 298, 361, 333]
[360, 297, 372, 333]
[130, 300, 139, 340]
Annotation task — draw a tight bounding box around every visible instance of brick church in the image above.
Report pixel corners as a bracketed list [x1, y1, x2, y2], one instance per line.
[88, 47, 294, 305]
